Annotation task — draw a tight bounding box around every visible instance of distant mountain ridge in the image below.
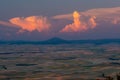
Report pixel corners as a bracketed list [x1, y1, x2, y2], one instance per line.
[0, 37, 120, 45]
[43, 37, 69, 44]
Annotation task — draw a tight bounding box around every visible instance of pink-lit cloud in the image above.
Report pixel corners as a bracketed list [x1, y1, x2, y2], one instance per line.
[0, 20, 16, 27]
[88, 16, 97, 29]
[9, 16, 51, 32]
[53, 7, 120, 32]
[60, 11, 97, 32]
[0, 7, 120, 33]
[81, 7, 120, 24]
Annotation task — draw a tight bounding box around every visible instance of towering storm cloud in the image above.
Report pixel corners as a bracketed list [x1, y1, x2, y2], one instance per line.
[9, 16, 51, 32]
[0, 7, 120, 34]
[60, 11, 97, 32]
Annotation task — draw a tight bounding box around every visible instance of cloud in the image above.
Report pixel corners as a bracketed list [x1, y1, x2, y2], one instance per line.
[0, 7, 120, 33]
[53, 7, 120, 32]
[9, 16, 51, 32]
[52, 14, 72, 20]
[81, 7, 120, 24]
[0, 20, 16, 27]
[88, 16, 97, 29]
[53, 7, 120, 21]
[60, 11, 97, 32]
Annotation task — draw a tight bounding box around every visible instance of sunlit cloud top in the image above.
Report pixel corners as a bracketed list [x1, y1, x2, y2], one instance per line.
[60, 11, 97, 32]
[9, 16, 51, 32]
[0, 7, 120, 33]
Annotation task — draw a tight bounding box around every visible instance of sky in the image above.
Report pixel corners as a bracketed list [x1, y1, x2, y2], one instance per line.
[0, 0, 120, 41]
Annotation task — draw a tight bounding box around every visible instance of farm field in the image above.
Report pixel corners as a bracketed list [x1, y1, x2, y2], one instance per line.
[0, 44, 120, 80]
